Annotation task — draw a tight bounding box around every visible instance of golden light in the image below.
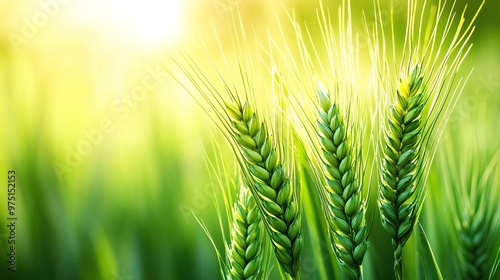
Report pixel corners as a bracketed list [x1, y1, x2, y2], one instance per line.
[68, 0, 185, 48]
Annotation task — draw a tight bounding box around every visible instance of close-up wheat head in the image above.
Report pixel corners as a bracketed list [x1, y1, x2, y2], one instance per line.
[227, 184, 265, 280]
[264, 2, 377, 279]
[316, 89, 369, 280]
[170, 10, 304, 278]
[434, 111, 500, 280]
[378, 63, 427, 279]
[225, 101, 303, 279]
[199, 139, 274, 280]
[372, 0, 485, 278]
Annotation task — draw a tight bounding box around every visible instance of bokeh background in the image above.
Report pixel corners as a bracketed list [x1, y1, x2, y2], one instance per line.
[0, 0, 498, 279]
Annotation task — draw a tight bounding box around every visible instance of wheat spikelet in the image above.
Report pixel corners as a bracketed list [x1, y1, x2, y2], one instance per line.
[379, 65, 426, 280]
[228, 186, 264, 280]
[316, 90, 368, 280]
[226, 101, 302, 279]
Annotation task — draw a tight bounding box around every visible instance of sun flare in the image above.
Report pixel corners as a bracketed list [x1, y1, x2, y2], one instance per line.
[69, 0, 184, 48]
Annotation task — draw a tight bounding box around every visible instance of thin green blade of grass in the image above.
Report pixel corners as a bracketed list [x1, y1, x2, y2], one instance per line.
[416, 222, 443, 280]
[489, 247, 500, 280]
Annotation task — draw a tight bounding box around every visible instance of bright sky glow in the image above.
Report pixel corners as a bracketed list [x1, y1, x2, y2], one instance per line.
[69, 0, 184, 48]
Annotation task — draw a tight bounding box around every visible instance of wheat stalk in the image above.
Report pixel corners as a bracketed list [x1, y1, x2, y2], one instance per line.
[261, 2, 375, 279]
[379, 65, 426, 279]
[316, 89, 368, 280]
[170, 16, 303, 277]
[228, 185, 265, 280]
[225, 101, 302, 279]
[370, 1, 485, 278]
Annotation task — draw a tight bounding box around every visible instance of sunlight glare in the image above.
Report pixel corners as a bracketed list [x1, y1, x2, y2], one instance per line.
[69, 0, 185, 48]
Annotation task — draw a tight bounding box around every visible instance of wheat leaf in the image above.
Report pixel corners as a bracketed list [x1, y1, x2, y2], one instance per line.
[416, 222, 443, 280]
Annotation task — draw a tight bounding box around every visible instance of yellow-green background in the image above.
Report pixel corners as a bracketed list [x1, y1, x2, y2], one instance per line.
[0, 0, 498, 279]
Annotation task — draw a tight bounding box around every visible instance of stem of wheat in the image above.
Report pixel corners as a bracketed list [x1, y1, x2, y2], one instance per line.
[226, 101, 302, 279]
[316, 90, 368, 280]
[379, 66, 426, 280]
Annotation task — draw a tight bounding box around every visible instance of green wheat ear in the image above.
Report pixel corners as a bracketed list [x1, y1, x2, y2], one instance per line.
[317, 89, 368, 280]
[458, 212, 488, 280]
[379, 65, 426, 280]
[226, 101, 303, 279]
[453, 158, 500, 280]
[438, 129, 500, 280]
[228, 186, 264, 280]
[370, 0, 486, 278]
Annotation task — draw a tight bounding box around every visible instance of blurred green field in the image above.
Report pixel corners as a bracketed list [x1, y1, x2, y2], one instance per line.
[0, 0, 499, 279]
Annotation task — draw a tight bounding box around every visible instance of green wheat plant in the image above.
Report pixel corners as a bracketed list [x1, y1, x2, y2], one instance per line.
[378, 64, 427, 279]
[175, 70, 304, 280]
[227, 184, 266, 280]
[437, 123, 500, 280]
[170, 11, 303, 278]
[263, 2, 378, 279]
[197, 139, 271, 280]
[315, 90, 369, 280]
[170, 0, 490, 279]
[370, 0, 485, 278]
[224, 100, 303, 279]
